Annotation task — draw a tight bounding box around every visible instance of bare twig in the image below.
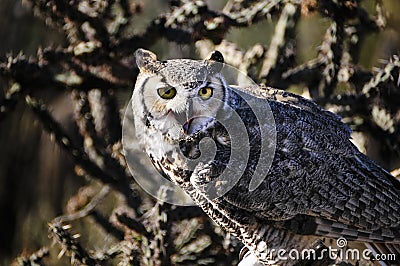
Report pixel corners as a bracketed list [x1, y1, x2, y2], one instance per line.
[48, 223, 99, 266]
[25, 95, 140, 208]
[392, 168, 400, 178]
[53, 186, 110, 223]
[14, 248, 49, 266]
[0, 82, 24, 122]
[259, 2, 300, 87]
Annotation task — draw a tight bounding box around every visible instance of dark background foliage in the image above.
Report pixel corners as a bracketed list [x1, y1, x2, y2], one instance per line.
[0, 0, 399, 265]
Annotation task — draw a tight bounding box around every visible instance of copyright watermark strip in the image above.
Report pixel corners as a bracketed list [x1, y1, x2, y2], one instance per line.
[264, 238, 396, 262]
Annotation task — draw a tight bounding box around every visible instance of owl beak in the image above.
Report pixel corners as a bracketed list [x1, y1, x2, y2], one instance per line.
[169, 110, 194, 135]
[182, 101, 194, 135]
[182, 119, 193, 135]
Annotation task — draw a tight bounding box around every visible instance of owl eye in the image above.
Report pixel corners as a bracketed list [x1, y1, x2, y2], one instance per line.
[198, 87, 213, 100]
[157, 87, 177, 99]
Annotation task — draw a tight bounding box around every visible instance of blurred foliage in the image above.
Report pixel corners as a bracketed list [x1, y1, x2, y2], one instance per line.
[0, 0, 399, 265]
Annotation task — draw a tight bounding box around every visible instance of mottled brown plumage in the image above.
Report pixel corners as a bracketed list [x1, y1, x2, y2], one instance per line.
[132, 49, 400, 265]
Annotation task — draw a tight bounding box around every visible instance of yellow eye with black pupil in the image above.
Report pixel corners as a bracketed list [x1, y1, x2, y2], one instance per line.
[157, 87, 177, 99]
[198, 87, 213, 100]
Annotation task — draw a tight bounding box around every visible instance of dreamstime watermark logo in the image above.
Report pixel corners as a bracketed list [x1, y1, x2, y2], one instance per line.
[262, 237, 396, 262]
[336, 237, 347, 248]
[122, 60, 276, 205]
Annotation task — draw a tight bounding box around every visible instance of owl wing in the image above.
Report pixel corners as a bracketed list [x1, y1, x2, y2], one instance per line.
[218, 86, 400, 242]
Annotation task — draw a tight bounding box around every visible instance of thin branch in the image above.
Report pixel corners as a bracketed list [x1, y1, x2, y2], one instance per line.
[53, 186, 110, 223]
[25, 95, 140, 208]
[14, 247, 49, 266]
[25, 95, 117, 185]
[48, 223, 99, 266]
[259, 2, 300, 87]
[362, 55, 400, 97]
[315, 19, 345, 100]
[115, 211, 153, 239]
[0, 82, 24, 122]
[392, 168, 400, 178]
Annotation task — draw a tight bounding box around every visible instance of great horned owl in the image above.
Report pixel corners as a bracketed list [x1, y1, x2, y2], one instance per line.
[131, 49, 400, 265]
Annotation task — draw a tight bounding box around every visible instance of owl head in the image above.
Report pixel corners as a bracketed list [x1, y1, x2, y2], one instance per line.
[133, 49, 229, 139]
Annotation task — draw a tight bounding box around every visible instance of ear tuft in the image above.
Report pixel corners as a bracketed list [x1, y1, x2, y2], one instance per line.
[135, 49, 158, 71]
[206, 51, 224, 73]
[207, 50, 224, 64]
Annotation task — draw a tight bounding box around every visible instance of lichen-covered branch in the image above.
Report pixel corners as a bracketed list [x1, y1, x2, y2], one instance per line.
[259, 2, 300, 87]
[25, 95, 140, 208]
